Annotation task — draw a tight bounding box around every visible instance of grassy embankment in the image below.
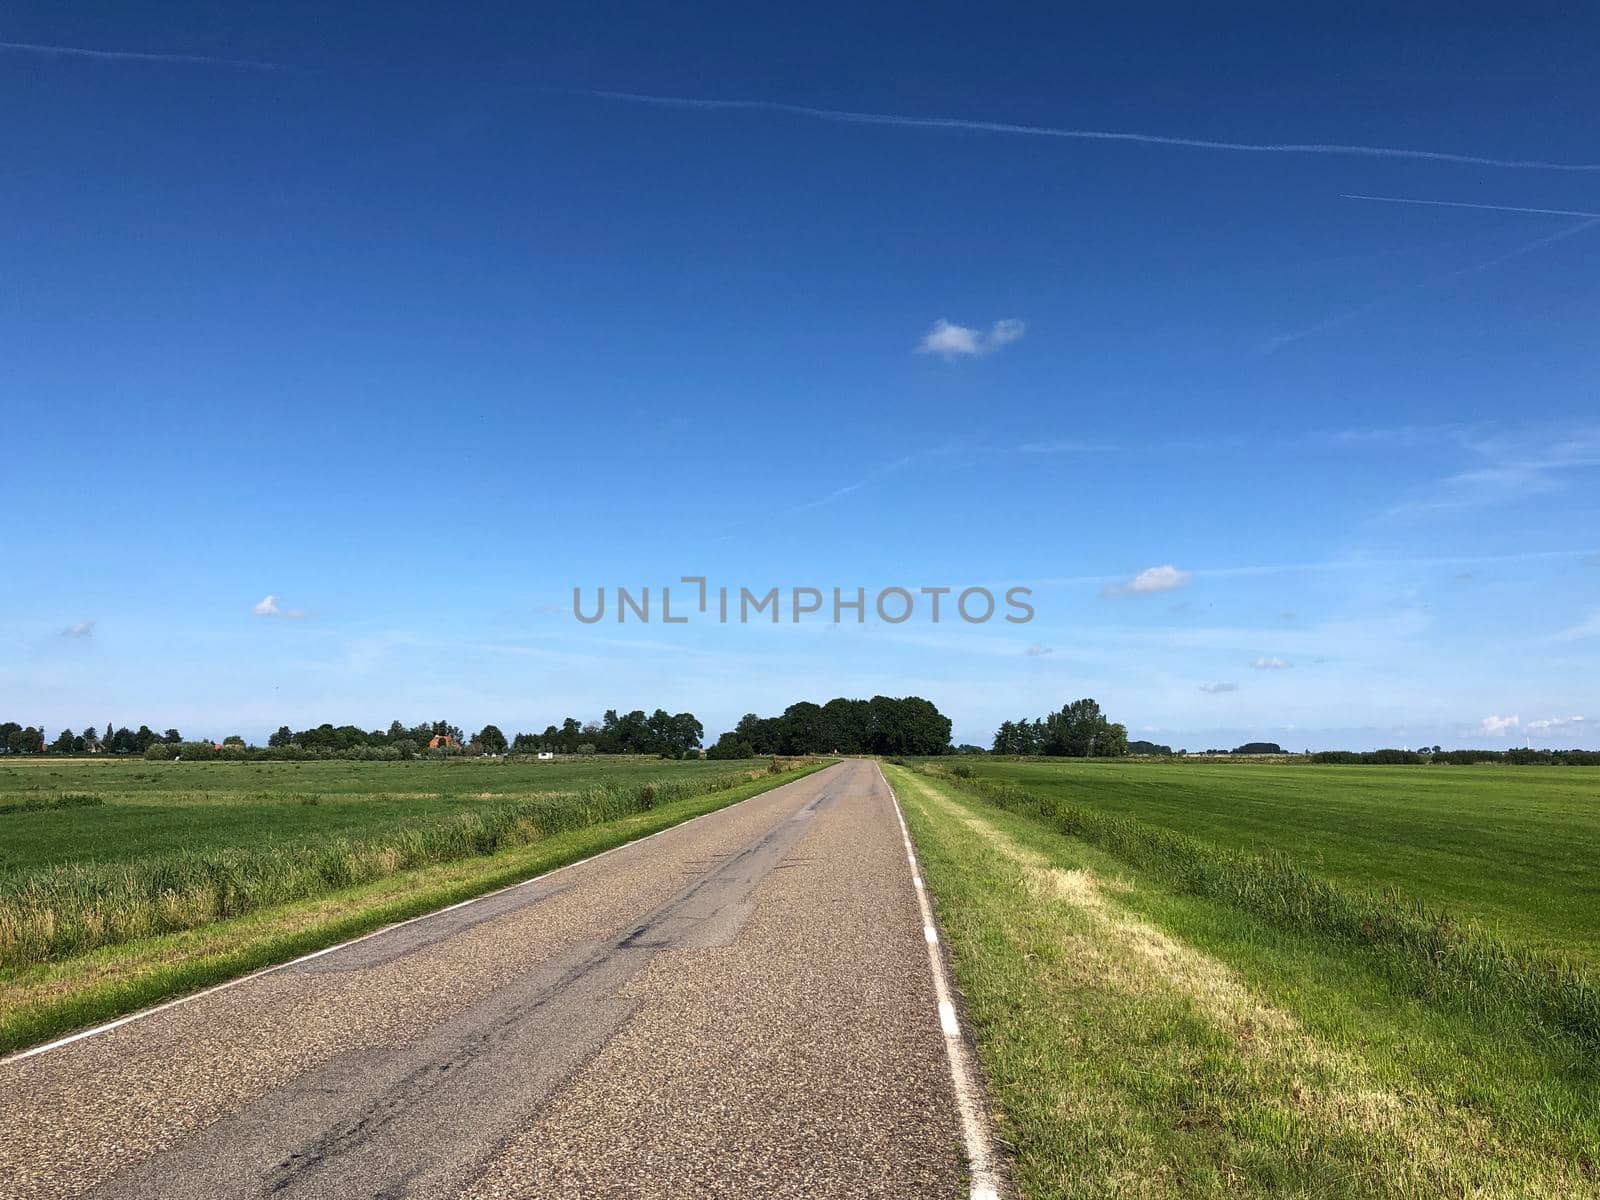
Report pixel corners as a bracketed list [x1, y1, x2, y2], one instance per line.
[0, 756, 823, 1056]
[887, 760, 1600, 1198]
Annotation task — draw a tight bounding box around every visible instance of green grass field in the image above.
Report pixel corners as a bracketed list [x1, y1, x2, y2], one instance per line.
[0, 757, 750, 875]
[957, 758, 1600, 969]
[0, 755, 819, 1055]
[891, 760, 1600, 1198]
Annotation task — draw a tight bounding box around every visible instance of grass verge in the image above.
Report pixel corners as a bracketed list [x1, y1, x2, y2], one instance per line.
[0, 761, 826, 1057]
[888, 764, 1600, 1198]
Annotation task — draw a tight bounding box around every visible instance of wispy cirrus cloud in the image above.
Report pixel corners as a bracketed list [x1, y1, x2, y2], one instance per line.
[1252, 656, 1291, 669]
[253, 594, 307, 619]
[1385, 428, 1600, 519]
[1102, 565, 1191, 597]
[1543, 611, 1600, 643]
[0, 39, 286, 70]
[60, 620, 95, 638]
[916, 318, 1025, 359]
[1199, 682, 1240, 694]
[572, 90, 1600, 171]
[1023, 642, 1054, 657]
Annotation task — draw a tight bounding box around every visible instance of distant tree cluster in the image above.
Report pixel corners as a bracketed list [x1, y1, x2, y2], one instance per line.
[1232, 742, 1284, 755]
[992, 699, 1129, 758]
[1127, 739, 1174, 756]
[264, 719, 466, 759]
[0, 721, 181, 756]
[243, 710, 703, 760]
[510, 709, 704, 758]
[706, 696, 952, 759]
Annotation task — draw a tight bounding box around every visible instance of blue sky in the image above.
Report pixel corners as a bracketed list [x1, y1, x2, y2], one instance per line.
[2, 3, 1596, 749]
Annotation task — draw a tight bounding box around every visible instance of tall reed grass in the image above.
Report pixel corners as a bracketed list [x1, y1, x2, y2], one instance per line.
[923, 765, 1600, 1057]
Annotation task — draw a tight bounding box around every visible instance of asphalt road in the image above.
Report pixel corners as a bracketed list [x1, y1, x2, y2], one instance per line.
[0, 760, 985, 1199]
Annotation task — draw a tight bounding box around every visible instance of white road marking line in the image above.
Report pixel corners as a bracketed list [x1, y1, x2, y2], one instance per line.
[937, 999, 961, 1037]
[0, 765, 836, 1069]
[876, 762, 1003, 1200]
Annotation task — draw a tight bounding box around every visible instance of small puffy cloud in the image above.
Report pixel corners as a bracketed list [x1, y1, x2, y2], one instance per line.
[1480, 714, 1519, 735]
[1198, 682, 1239, 694]
[253, 594, 307, 619]
[1103, 565, 1192, 597]
[1252, 656, 1291, 669]
[916, 318, 1026, 359]
[1024, 642, 1054, 657]
[61, 620, 95, 638]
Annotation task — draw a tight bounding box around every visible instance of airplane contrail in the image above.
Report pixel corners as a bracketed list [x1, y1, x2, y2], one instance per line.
[1343, 193, 1600, 218]
[1258, 216, 1600, 353]
[575, 89, 1600, 172]
[0, 39, 285, 70]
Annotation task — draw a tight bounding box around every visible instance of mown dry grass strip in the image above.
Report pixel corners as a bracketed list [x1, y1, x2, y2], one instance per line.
[888, 765, 1600, 1199]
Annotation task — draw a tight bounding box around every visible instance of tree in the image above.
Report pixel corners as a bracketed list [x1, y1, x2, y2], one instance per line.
[706, 734, 756, 759]
[777, 702, 826, 754]
[474, 724, 509, 754]
[163, 728, 182, 744]
[51, 728, 76, 754]
[997, 699, 1128, 758]
[222, 735, 246, 747]
[268, 726, 294, 748]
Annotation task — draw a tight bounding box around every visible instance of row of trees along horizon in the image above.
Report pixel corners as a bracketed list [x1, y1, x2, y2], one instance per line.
[0, 697, 956, 761]
[9, 700, 1595, 762]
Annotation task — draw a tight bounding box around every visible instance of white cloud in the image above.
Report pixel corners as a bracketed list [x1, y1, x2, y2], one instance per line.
[1024, 642, 1054, 657]
[253, 594, 307, 619]
[1199, 682, 1239, 694]
[916, 318, 1026, 359]
[60, 620, 95, 638]
[1102, 565, 1192, 597]
[1527, 715, 1586, 733]
[1545, 611, 1600, 642]
[1480, 714, 1520, 735]
[1252, 656, 1291, 669]
[582, 90, 1600, 171]
[0, 39, 284, 70]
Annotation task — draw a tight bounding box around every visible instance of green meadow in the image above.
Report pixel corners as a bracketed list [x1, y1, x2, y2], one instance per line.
[960, 757, 1600, 969]
[0, 756, 755, 874]
[891, 759, 1600, 1198]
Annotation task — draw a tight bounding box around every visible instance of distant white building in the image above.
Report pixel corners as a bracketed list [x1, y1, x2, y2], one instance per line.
[536, 751, 555, 761]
